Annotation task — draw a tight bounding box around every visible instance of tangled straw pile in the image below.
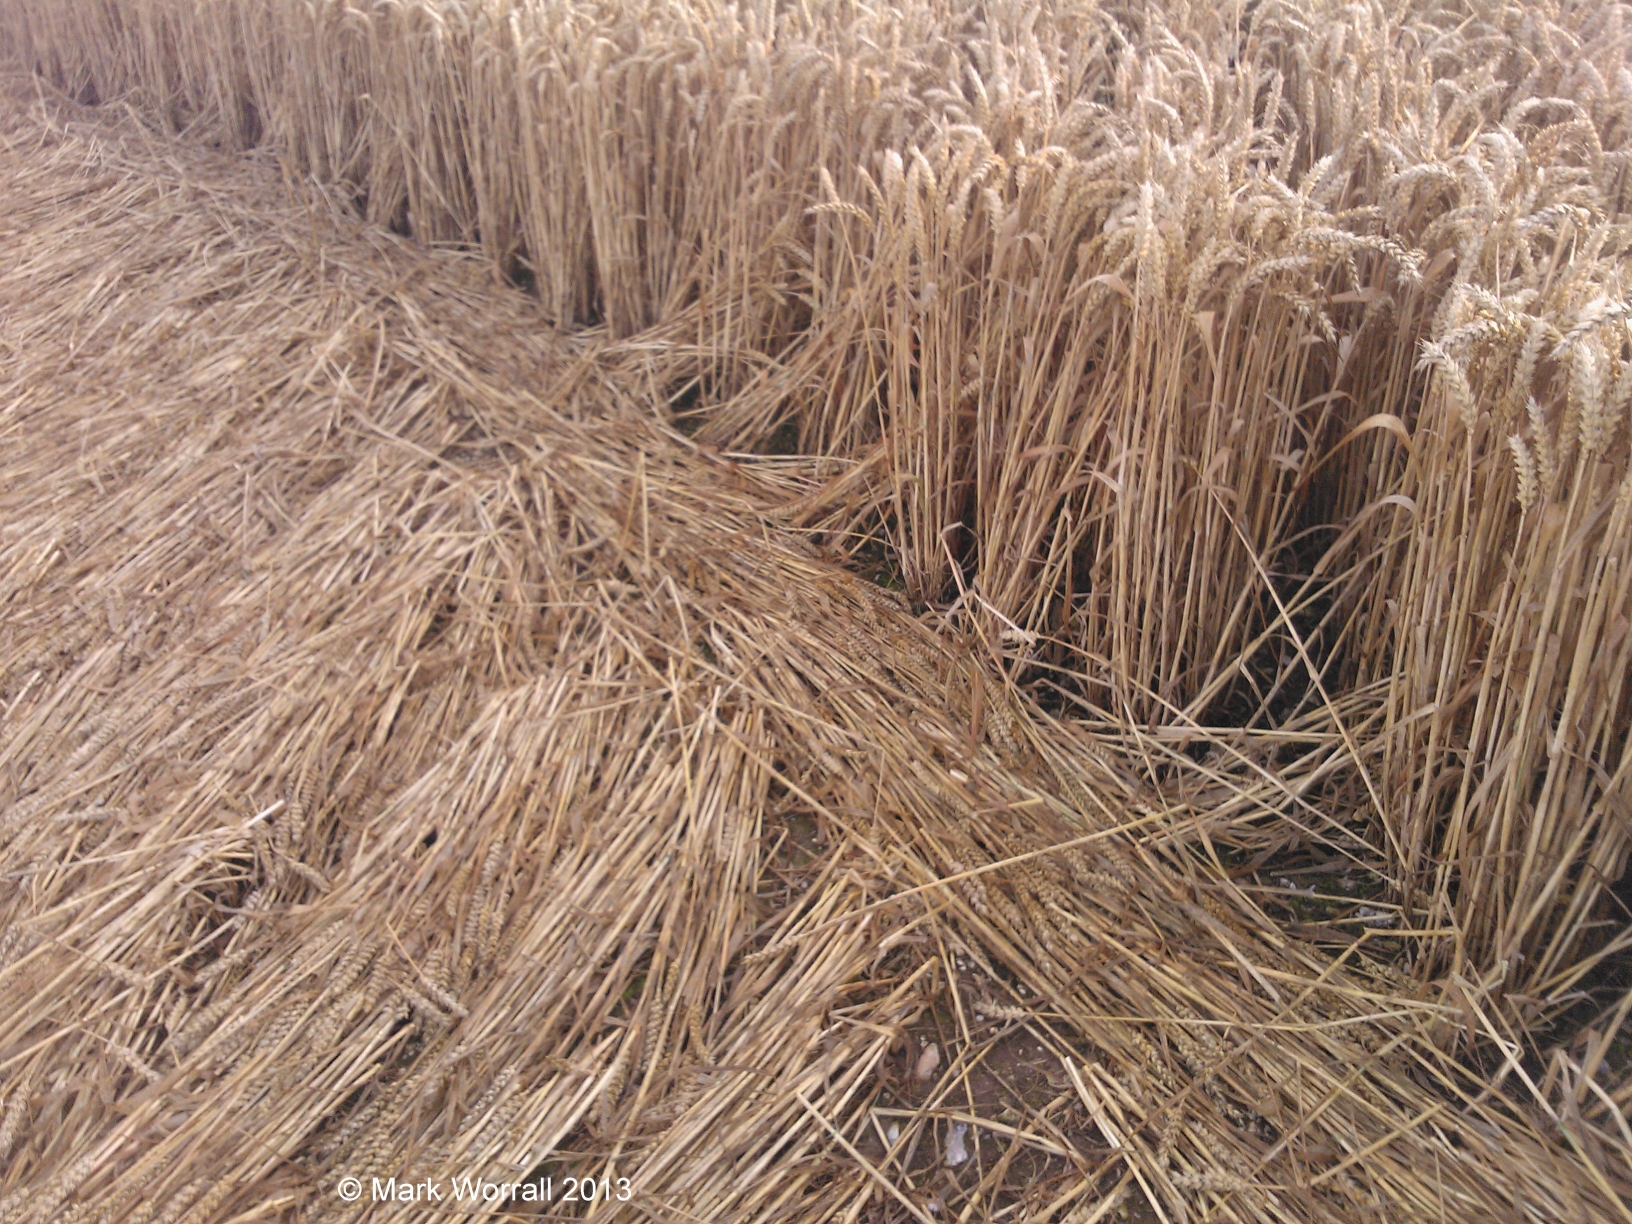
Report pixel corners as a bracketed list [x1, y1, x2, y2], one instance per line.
[0, 0, 1630, 1220]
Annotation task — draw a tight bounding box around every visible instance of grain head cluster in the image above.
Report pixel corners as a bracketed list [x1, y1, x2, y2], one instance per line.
[0, 1, 1630, 1222]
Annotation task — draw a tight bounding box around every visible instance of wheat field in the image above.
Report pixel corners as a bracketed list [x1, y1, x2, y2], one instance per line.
[0, 1, 1629, 1221]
